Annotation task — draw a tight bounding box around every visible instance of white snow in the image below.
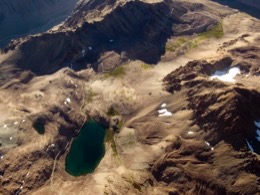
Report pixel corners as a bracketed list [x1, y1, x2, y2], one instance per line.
[0, 155, 3, 160]
[210, 67, 241, 83]
[88, 46, 92, 50]
[14, 121, 18, 125]
[256, 129, 260, 136]
[64, 97, 71, 105]
[158, 108, 172, 117]
[159, 111, 172, 117]
[254, 121, 260, 128]
[205, 141, 210, 146]
[82, 49, 86, 57]
[22, 120, 25, 123]
[245, 139, 254, 152]
[158, 109, 167, 114]
[254, 121, 260, 142]
[9, 137, 13, 140]
[3, 124, 7, 128]
[187, 131, 194, 135]
[256, 129, 260, 142]
[161, 103, 167, 108]
[51, 144, 55, 147]
[211, 147, 214, 151]
[66, 98, 71, 103]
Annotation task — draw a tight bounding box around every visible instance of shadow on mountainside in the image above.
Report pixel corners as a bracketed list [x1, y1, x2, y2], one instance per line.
[0, 0, 218, 76]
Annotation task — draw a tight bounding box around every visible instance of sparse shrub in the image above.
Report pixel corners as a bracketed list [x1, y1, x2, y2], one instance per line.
[107, 106, 119, 116]
[106, 66, 125, 78]
[140, 63, 152, 70]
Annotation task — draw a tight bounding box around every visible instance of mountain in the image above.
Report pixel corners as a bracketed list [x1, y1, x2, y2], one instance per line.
[0, 0, 259, 194]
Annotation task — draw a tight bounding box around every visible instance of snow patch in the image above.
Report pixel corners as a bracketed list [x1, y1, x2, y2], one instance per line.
[245, 139, 254, 152]
[205, 141, 214, 150]
[161, 103, 167, 108]
[256, 129, 260, 137]
[3, 124, 7, 128]
[158, 108, 172, 117]
[66, 98, 71, 103]
[88, 46, 92, 50]
[210, 67, 241, 83]
[187, 131, 194, 135]
[158, 109, 167, 114]
[254, 121, 260, 128]
[9, 137, 13, 140]
[256, 129, 260, 142]
[64, 97, 71, 105]
[14, 121, 18, 125]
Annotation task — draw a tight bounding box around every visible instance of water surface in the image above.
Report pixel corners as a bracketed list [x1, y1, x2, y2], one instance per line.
[65, 120, 106, 176]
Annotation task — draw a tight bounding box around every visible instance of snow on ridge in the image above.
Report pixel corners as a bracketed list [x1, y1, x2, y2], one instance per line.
[210, 67, 241, 83]
[158, 108, 172, 117]
[161, 103, 167, 108]
[245, 139, 254, 152]
[254, 121, 260, 128]
[158, 104, 172, 117]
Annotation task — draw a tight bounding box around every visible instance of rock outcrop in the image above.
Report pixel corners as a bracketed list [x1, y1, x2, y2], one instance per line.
[153, 46, 260, 194]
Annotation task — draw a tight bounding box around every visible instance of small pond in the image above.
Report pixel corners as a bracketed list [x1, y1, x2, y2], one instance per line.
[65, 120, 106, 176]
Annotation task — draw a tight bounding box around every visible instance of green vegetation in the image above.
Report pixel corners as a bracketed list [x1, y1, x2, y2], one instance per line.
[140, 63, 152, 70]
[191, 22, 224, 48]
[86, 87, 98, 102]
[105, 129, 118, 156]
[166, 22, 224, 51]
[106, 66, 126, 78]
[166, 37, 189, 52]
[107, 106, 119, 116]
[198, 22, 224, 39]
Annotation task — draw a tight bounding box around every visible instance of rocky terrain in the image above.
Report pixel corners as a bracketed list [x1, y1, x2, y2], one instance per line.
[0, 0, 259, 194]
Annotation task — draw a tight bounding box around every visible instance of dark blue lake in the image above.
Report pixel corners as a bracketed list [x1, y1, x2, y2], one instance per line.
[65, 120, 106, 176]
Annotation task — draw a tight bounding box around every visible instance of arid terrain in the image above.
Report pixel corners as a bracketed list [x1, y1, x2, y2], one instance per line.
[0, 0, 259, 194]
